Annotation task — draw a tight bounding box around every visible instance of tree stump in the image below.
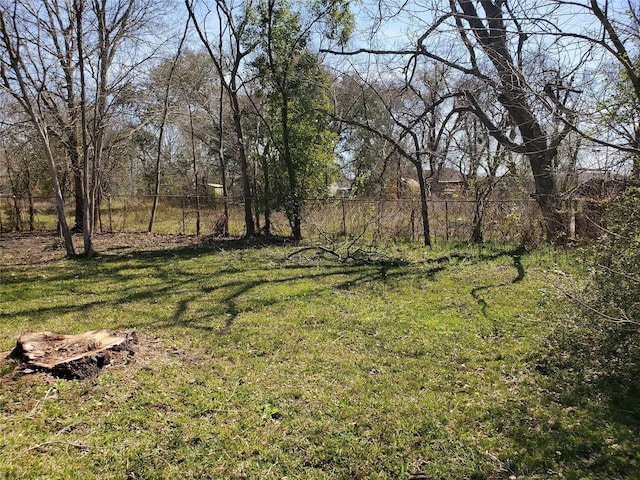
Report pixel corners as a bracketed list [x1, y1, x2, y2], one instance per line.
[9, 330, 136, 379]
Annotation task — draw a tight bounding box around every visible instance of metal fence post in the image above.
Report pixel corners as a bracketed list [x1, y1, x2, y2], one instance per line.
[341, 198, 347, 237]
[445, 200, 449, 242]
[182, 196, 186, 235]
[107, 195, 113, 232]
[410, 206, 415, 241]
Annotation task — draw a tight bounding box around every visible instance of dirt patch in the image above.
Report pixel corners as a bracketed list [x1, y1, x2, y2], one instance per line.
[0, 232, 64, 265]
[0, 231, 291, 266]
[0, 232, 201, 265]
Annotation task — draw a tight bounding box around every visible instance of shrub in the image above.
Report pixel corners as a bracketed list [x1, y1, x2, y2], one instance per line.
[588, 186, 640, 325]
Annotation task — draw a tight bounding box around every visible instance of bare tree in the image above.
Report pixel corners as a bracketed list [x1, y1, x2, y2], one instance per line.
[1, 0, 163, 254]
[186, 0, 258, 237]
[86, 0, 160, 238]
[161, 48, 233, 236]
[435, 1, 577, 240]
[75, 0, 94, 255]
[333, 63, 465, 246]
[148, 22, 188, 233]
[453, 108, 513, 244]
[0, 2, 76, 255]
[39, 0, 85, 234]
[552, 0, 640, 178]
[329, 1, 582, 240]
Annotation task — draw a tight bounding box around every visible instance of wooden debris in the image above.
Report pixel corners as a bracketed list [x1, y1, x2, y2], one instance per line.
[9, 330, 136, 379]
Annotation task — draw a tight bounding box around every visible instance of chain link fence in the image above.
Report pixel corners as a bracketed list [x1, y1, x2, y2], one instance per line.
[0, 194, 546, 244]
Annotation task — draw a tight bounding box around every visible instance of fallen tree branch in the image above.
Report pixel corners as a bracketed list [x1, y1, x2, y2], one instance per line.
[287, 246, 342, 261]
[18, 440, 91, 457]
[28, 386, 57, 417]
[542, 272, 640, 327]
[287, 244, 408, 266]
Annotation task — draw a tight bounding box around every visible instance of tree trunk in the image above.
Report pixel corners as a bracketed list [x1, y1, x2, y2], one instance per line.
[530, 149, 566, 241]
[44, 136, 76, 257]
[217, 83, 230, 237]
[471, 191, 485, 244]
[499, 83, 565, 240]
[415, 161, 431, 247]
[229, 87, 256, 237]
[261, 141, 272, 235]
[188, 105, 201, 236]
[75, 0, 94, 256]
[148, 150, 162, 233]
[5, 158, 22, 231]
[26, 184, 35, 231]
[280, 99, 302, 241]
[456, 0, 567, 241]
[633, 126, 640, 180]
[72, 152, 84, 231]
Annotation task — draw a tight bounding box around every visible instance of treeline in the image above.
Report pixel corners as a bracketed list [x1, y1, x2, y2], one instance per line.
[1, 0, 638, 255]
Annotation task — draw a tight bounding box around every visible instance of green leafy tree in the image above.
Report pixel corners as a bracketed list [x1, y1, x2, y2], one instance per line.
[332, 74, 402, 198]
[570, 186, 640, 388]
[253, 0, 349, 240]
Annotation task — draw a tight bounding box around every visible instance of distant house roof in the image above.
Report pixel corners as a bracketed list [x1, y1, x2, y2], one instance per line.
[576, 168, 610, 184]
[206, 183, 225, 196]
[566, 169, 632, 200]
[425, 168, 465, 184]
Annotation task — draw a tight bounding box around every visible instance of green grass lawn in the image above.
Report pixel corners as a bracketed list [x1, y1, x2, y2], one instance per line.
[0, 235, 638, 479]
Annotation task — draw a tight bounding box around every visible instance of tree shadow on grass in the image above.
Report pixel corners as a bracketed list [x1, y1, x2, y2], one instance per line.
[2, 241, 533, 334]
[1, 239, 534, 367]
[482, 300, 640, 478]
[446, 246, 636, 478]
[466, 245, 527, 336]
[136, 245, 531, 356]
[159, 262, 420, 334]
[4, 238, 423, 337]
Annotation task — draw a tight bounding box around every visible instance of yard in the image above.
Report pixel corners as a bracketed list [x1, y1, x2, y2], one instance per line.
[1, 233, 638, 479]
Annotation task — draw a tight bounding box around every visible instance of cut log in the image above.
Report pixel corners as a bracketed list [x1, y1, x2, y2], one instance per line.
[10, 330, 135, 379]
